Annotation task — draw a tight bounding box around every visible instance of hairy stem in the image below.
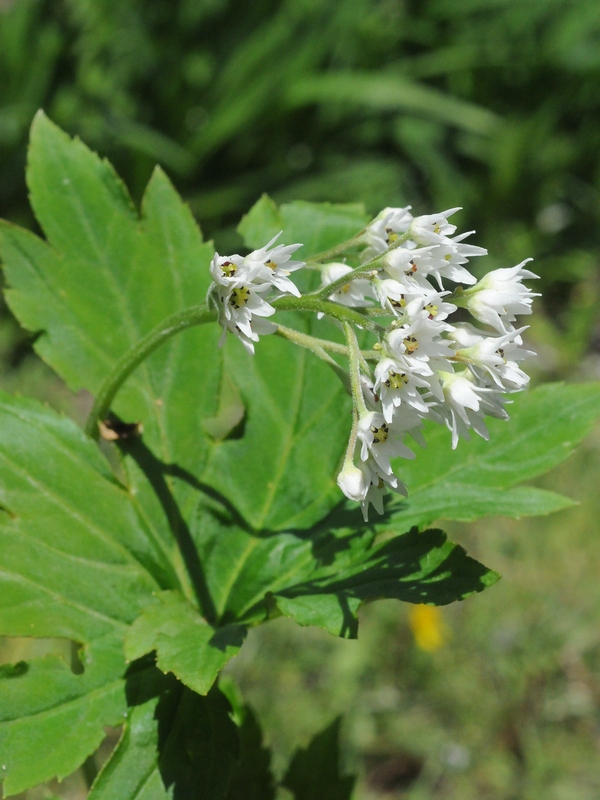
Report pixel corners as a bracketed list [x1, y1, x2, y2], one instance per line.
[342, 408, 360, 467]
[276, 324, 349, 355]
[275, 325, 351, 393]
[85, 305, 217, 439]
[272, 295, 383, 332]
[344, 322, 369, 418]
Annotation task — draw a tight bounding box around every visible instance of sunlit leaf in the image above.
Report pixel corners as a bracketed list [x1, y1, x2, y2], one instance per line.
[125, 591, 246, 696]
[0, 635, 126, 796]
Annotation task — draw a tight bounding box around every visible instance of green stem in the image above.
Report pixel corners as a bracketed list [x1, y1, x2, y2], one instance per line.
[276, 324, 349, 356]
[275, 325, 351, 393]
[342, 408, 360, 467]
[343, 322, 369, 418]
[272, 295, 383, 332]
[85, 305, 217, 439]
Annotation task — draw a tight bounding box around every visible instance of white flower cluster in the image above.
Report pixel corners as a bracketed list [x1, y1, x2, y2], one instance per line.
[335, 206, 539, 520]
[210, 233, 304, 354]
[210, 206, 538, 522]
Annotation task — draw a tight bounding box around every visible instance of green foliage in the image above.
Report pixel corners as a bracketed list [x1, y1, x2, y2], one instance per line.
[125, 592, 247, 696]
[87, 698, 169, 800]
[238, 195, 369, 258]
[0, 636, 126, 795]
[0, 117, 597, 797]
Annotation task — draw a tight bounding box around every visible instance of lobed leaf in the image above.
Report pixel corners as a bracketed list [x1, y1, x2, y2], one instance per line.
[193, 500, 498, 638]
[125, 591, 246, 696]
[202, 324, 351, 531]
[0, 111, 222, 529]
[0, 635, 126, 796]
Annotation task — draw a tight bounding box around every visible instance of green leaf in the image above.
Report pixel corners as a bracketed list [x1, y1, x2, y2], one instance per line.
[88, 698, 170, 800]
[125, 591, 246, 695]
[282, 717, 355, 800]
[193, 499, 498, 637]
[0, 112, 221, 523]
[238, 195, 369, 258]
[157, 682, 239, 800]
[273, 526, 499, 636]
[0, 393, 167, 642]
[0, 635, 126, 796]
[386, 485, 575, 531]
[225, 706, 275, 800]
[389, 382, 600, 530]
[92, 672, 240, 800]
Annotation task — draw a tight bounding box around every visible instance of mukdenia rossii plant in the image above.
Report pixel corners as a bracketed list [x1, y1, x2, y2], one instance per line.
[5, 115, 600, 799]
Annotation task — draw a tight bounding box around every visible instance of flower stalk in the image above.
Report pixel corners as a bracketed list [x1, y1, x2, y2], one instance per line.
[85, 304, 217, 439]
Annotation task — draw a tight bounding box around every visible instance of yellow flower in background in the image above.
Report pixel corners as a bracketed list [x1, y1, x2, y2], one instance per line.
[408, 604, 449, 652]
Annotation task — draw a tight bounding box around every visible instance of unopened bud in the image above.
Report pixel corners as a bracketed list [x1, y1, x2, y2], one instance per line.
[337, 463, 368, 502]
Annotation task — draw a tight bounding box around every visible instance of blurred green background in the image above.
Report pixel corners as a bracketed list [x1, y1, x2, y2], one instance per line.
[1, 0, 600, 797]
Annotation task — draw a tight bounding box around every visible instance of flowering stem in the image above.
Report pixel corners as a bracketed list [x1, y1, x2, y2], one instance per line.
[342, 408, 360, 467]
[275, 325, 351, 393]
[272, 295, 383, 332]
[85, 304, 217, 439]
[276, 324, 349, 356]
[343, 322, 369, 418]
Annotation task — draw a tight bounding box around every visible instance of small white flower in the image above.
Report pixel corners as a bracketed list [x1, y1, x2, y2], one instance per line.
[337, 453, 408, 521]
[373, 278, 409, 315]
[382, 245, 438, 286]
[385, 317, 454, 368]
[362, 206, 413, 261]
[242, 232, 304, 297]
[404, 288, 457, 323]
[415, 237, 483, 288]
[373, 357, 431, 422]
[364, 458, 408, 520]
[211, 235, 305, 353]
[462, 259, 540, 333]
[320, 262, 374, 307]
[450, 324, 534, 391]
[433, 370, 508, 448]
[357, 411, 415, 475]
[210, 253, 248, 286]
[409, 207, 461, 245]
[214, 279, 277, 355]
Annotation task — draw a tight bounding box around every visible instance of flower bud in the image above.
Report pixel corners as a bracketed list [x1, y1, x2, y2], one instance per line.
[337, 463, 368, 502]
